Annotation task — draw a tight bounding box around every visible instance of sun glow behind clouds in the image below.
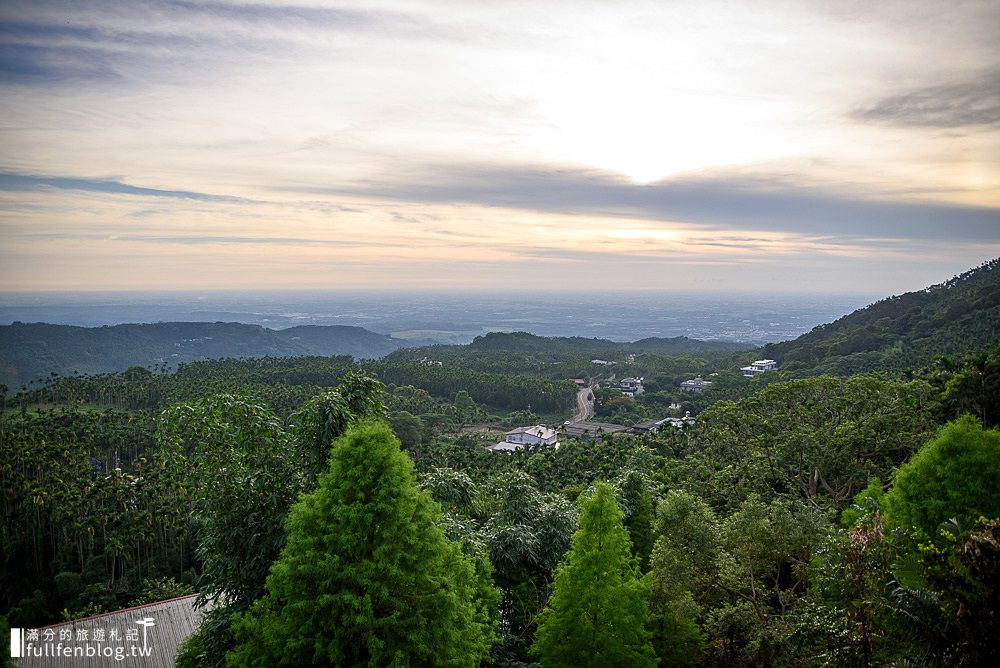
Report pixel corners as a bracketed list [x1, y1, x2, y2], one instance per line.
[516, 20, 782, 183]
[469, 1, 866, 185]
[535, 79, 786, 185]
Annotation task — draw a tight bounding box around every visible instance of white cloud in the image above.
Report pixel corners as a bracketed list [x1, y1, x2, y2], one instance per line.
[0, 0, 998, 292]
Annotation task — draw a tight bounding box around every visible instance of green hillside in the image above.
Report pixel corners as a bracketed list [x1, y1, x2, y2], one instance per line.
[466, 331, 749, 355]
[764, 258, 1000, 375]
[271, 325, 402, 358]
[0, 322, 405, 390]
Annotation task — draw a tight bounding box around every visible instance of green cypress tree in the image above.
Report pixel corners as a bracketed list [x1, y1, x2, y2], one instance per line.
[883, 416, 1000, 537]
[617, 470, 656, 572]
[227, 422, 497, 667]
[531, 481, 657, 668]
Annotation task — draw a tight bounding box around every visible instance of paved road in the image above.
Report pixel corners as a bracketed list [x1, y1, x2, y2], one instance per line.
[572, 384, 595, 422]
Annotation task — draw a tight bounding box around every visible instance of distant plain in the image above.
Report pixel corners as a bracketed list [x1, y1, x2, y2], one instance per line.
[0, 290, 875, 345]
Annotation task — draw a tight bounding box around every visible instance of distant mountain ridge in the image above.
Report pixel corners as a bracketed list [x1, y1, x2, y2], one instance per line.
[0, 322, 752, 391]
[3, 259, 997, 390]
[763, 258, 1000, 375]
[465, 331, 750, 354]
[0, 322, 406, 390]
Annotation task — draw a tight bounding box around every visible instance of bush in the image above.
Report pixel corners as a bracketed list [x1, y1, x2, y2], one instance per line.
[884, 416, 1000, 537]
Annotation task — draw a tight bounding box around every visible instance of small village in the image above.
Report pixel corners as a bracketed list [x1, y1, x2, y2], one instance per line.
[488, 359, 778, 452]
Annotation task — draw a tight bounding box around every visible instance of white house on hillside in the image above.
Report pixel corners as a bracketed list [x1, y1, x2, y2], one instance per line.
[633, 412, 695, 433]
[740, 359, 777, 377]
[488, 425, 559, 452]
[680, 378, 713, 393]
[618, 377, 644, 397]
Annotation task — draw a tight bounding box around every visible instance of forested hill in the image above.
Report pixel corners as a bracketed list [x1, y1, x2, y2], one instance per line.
[764, 258, 1000, 375]
[0, 322, 405, 390]
[465, 331, 750, 354]
[5, 256, 996, 390]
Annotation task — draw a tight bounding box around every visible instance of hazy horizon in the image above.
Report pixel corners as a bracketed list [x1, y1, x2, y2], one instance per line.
[0, 285, 882, 298]
[0, 289, 878, 345]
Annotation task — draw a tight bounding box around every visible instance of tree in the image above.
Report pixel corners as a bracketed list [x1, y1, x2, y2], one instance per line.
[387, 410, 423, 449]
[228, 422, 497, 666]
[652, 490, 721, 604]
[290, 371, 385, 484]
[531, 481, 656, 668]
[883, 416, 1000, 538]
[943, 352, 1000, 428]
[683, 375, 937, 509]
[477, 470, 575, 663]
[454, 389, 476, 414]
[616, 470, 656, 572]
[157, 394, 298, 608]
[710, 495, 816, 665]
[649, 490, 718, 666]
[911, 517, 1000, 667]
[805, 508, 895, 668]
[173, 375, 385, 667]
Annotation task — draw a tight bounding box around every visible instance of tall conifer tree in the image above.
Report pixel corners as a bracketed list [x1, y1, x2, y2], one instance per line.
[228, 422, 497, 666]
[531, 481, 657, 667]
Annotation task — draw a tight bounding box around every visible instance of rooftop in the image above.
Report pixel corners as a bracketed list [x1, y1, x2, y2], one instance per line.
[561, 420, 631, 438]
[12, 595, 211, 668]
[505, 425, 557, 439]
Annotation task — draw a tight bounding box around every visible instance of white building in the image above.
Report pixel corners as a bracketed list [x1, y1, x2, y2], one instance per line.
[663, 411, 696, 429]
[618, 377, 644, 396]
[680, 378, 713, 393]
[740, 359, 777, 377]
[633, 412, 695, 433]
[488, 425, 559, 452]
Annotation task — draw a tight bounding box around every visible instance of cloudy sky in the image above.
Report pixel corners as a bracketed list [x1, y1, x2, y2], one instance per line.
[1, 0, 998, 294]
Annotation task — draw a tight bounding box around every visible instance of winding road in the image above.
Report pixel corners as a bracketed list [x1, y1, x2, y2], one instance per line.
[572, 384, 595, 422]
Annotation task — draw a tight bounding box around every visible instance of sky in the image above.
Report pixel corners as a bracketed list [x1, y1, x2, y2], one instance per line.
[0, 0, 998, 294]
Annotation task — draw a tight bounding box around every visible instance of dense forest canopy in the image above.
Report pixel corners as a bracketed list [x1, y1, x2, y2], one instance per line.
[0, 323, 753, 393]
[2, 259, 998, 666]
